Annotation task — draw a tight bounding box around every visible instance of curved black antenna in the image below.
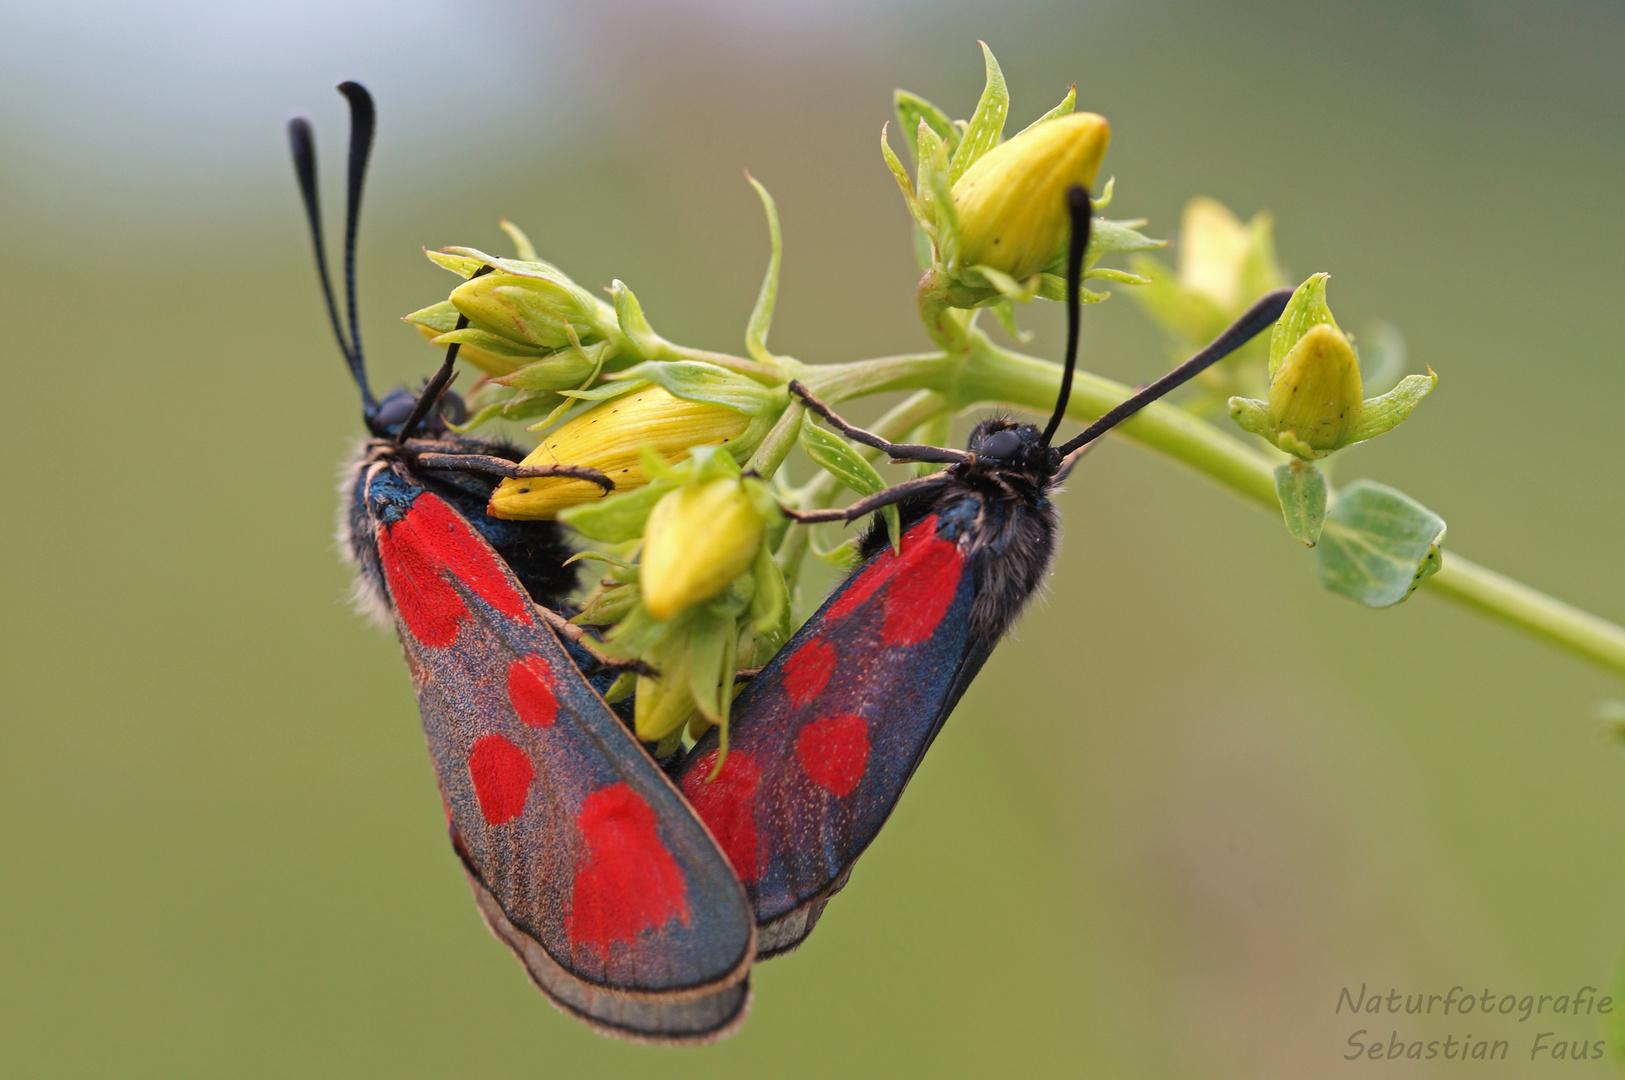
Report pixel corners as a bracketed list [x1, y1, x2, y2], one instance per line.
[1053, 286, 1295, 457]
[337, 81, 376, 399]
[289, 114, 370, 407]
[395, 265, 493, 444]
[1040, 185, 1093, 447]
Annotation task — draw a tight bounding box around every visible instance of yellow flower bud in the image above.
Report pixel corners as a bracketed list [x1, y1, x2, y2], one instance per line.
[1268, 322, 1363, 453]
[1177, 196, 1248, 310]
[450, 272, 597, 350]
[634, 667, 695, 743]
[487, 386, 752, 519]
[951, 111, 1110, 280]
[640, 479, 766, 621]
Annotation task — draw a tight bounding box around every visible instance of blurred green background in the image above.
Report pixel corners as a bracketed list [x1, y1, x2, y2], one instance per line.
[4, 0, 1623, 1075]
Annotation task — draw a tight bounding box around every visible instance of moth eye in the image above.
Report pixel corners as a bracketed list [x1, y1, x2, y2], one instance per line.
[981, 429, 1023, 460]
[372, 391, 417, 429]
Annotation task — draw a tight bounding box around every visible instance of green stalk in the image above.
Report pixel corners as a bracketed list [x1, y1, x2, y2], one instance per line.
[797, 331, 1625, 679]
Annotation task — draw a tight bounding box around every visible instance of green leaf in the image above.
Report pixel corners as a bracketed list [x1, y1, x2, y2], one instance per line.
[988, 297, 1031, 342]
[949, 42, 1009, 184]
[893, 90, 958, 162]
[1269, 273, 1338, 377]
[559, 481, 672, 543]
[1349, 372, 1437, 444]
[912, 223, 934, 271]
[812, 536, 861, 568]
[1313, 480, 1447, 608]
[492, 340, 610, 390]
[1274, 460, 1328, 546]
[1014, 83, 1076, 139]
[613, 360, 777, 415]
[923, 138, 959, 268]
[798, 423, 901, 548]
[425, 249, 485, 278]
[745, 174, 781, 367]
[799, 422, 886, 497]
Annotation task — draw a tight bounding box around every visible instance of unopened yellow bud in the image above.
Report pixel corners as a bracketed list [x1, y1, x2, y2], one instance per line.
[634, 667, 695, 743]
[1268, 322, 1363, 453]
[487, 387, 752, 519]
[450, 272, 598, 350]
[1178, 197, 1249, 309]
[641, 479, 766, 621]
[952, 111, 1110, 280]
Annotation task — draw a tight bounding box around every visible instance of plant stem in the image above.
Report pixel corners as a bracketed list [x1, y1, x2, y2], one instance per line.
[804, 331, 1625, 679]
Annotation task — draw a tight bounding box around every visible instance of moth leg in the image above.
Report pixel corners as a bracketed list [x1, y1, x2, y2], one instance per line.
[788, 380, 970, 466]
[732, 667, 764, 684]
[781, 472, 954, 524]
[408, 450, 614, 492]
[533, 605, 658, 678]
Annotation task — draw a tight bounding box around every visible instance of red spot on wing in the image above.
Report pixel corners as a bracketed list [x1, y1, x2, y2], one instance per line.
[401, 495, 533, 624]
[568, 783, 691, 959]
[468, 734, 534, 825]
[880, 525, 962, 646]
[782, 640, 837, 706]
[794, 714, 870, 797]
[506, 655, 557, 728]
[826, 550, 897, 621]
[378, 517, 467, 648]
[680, 751, 762, 884]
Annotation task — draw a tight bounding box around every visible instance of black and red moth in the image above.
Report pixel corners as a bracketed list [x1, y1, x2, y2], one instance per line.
[300, 83, 1289, 1041]
[295, 84, 755, 1043]
[672, 192, 1292, 956]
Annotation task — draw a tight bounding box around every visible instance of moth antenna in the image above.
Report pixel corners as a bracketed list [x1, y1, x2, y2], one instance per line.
[394, 265, 492, 444]
[337, 81, 376, 406]
[289, 112, 372, 408]
[1053, 286, 1296, 457]
[1040, 185, 1093, 447]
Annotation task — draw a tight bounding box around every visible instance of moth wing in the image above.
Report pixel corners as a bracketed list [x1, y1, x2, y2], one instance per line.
[677, 508, 989, 956]
[367, 477, 754, 1041]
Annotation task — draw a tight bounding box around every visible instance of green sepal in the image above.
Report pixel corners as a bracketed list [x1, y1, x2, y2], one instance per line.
[1228, 396, 1273, 440]
[989, 297, 1032, 342]
[1085, 267, 1152, 287]
[745, 175, 782, 367]
[1014, 84, 1076, 139]
[893, 90, 958, 162]
[881, 124, 927, 232]
[602, 671, 636, 705]
[559, 480, 672, 543]
[455, 391, 565, 431]
[498, 219, 540, 261]
[610, 280, 666, 362]
[425, 249, 484, 278]
[912, 223, 934, 271]
[1269, 273, 1337, 378]
[558, 378, 649, 402]
[492, 340, 611, 391]
[437, 246, 566, 281]
[1274, 460, 1328, 546]
[967, 263, 1040, 304]
[403, 299, 461, 334]
[611, 360, 780, 415]
[431, 327, 551, 361]
[686, 614, 733, 726]
[812, 537, 861, 568]
[1312, 480, 1447, 608]
[914, 120, 949, 246]
[747, 541, 790, 643]
[1034, 276, 1110, 304]
[948, 42, 1009, 185]
[1348, 372, 1437, 445]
